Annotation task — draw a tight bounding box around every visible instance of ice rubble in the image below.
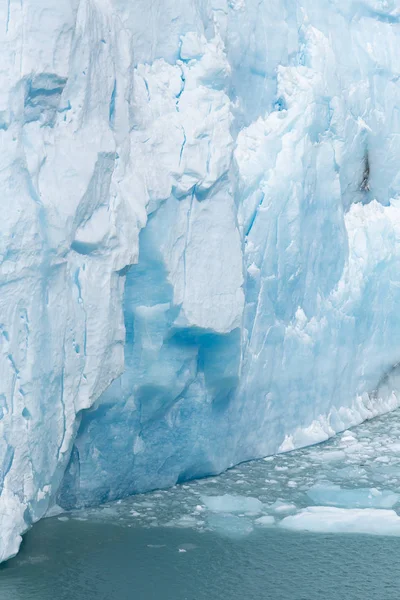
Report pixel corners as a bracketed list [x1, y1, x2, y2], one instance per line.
[63, 409, 400, 539]
[201, 495, 264, 514]
[59, 410, 400, 538]
[3, 0, 400, 561]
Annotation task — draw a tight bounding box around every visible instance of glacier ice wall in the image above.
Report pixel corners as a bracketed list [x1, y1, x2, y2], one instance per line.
[3, 0, 400, 560]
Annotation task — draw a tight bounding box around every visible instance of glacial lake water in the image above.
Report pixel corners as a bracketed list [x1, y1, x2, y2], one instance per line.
[3, 408, 400, 599]
[2, 519, 400, 600]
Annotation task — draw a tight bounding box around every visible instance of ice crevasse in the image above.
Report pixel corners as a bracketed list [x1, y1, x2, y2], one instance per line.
[2, 0, 400, 561]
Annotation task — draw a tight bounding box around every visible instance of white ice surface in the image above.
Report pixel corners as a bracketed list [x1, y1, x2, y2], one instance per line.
[4, 0, 400, 562]
[280, 507, 400, 536]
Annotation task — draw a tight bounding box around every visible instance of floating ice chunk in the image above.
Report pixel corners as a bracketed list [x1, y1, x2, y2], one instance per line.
[307, 483, 399, 509]
[280, 507, 400, 536]
[100, 507, 119, 517]
[201, 495, 263, 514]
[166, 515, 198, 528]
[344, 443, 367, 455]
[311, 451, 346, 463]
[255, 516, 275, 526]
[341, 432, 357, 444]
[207, 514, 254, 538]
[336, 466, 367, 479]
[268, 500, 297, 514]
[179, 543, 197, 551]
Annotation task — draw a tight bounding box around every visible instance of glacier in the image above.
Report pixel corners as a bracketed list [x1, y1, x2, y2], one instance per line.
[3, 0, 400, 562]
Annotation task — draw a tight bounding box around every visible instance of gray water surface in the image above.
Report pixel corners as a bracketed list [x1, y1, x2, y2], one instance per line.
[2, 517, 400, 600]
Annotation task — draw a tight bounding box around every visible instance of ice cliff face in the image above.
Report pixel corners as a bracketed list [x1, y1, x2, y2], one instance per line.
[2, 0, 400, 561]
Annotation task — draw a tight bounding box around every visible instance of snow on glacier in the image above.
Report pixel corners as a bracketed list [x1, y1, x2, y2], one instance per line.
[3, 0, 400, 561]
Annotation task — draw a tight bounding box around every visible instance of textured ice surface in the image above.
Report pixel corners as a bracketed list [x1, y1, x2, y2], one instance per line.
[3, 0, 400, 561]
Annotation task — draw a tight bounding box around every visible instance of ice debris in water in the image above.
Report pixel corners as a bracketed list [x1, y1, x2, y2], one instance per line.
[206, 514, 254, 539]
[255, 516, 275, 527]
[267, 500, 297, 514]
[65, 409, 400, 538]
[307, 483, 399, 509]
[201, 495, 264, 514]
[280, 508, 400, 536]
